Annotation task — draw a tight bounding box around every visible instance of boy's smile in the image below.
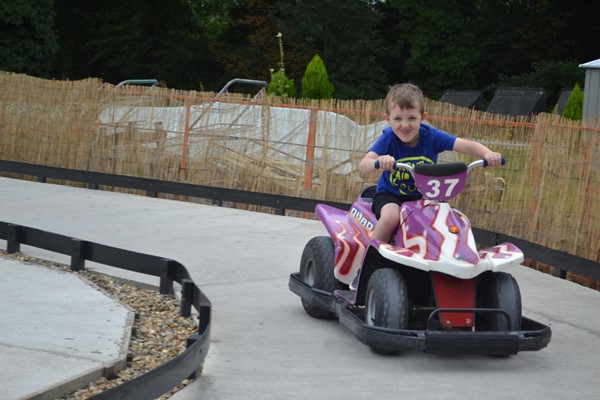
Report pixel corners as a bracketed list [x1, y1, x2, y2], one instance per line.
[385, 105, 426, 148]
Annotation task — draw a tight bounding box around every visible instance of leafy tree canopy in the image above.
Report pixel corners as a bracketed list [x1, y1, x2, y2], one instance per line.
[277, 0, 387, 99]
[0, 0, 58, 77]
[53, 0, 237, 89]
[3, 0, 600, 101]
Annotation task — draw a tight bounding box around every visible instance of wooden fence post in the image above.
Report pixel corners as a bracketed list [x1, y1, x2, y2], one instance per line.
[303, 107, 318, 195]
[529, 124, 543, 233]
[179, 97, 192, 180]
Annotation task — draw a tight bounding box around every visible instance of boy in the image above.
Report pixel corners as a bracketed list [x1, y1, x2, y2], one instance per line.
[358, 83, 502, 243]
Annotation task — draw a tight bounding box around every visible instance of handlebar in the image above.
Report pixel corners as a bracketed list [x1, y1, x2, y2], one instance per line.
[374, 157, 506, 172]
[372, 157, 505, 201]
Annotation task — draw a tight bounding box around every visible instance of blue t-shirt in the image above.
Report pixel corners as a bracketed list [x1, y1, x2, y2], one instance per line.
[369, 123, 456, 197]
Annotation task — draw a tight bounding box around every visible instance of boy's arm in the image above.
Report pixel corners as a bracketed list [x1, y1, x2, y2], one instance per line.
[359, 151, 380, 176]
[453, 138, 502, 167]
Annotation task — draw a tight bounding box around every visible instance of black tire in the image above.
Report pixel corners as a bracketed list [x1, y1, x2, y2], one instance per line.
[364, 268, 409, 355]
[476, 272, 522, 332]
[299, 236, 343, 319]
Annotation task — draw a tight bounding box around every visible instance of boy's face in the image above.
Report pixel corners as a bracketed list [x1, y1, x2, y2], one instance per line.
[385, 105, 426, 147]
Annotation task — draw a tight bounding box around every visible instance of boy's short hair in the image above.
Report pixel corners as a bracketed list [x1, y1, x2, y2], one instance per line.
[385, 83, 424, 114]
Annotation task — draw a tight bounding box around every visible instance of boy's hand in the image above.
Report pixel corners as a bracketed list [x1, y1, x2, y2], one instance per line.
[484, 152, 503, 167]
[376, 155, 397, 171]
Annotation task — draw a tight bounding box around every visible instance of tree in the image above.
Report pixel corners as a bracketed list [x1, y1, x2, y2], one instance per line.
[562, 83, 583, 121]
[0, 0, 58, 77]
[43, 0, 600, 97]
[209, 0, 280, 86]
[470, 0, 599, 92]
[277, 0, 387, 99]
[301, 54, 333, 99]
[384, 0, 479, 99]
[471, 0, 535, 87]
[503, 0, 600, 72]
[53, 0, 236, 89]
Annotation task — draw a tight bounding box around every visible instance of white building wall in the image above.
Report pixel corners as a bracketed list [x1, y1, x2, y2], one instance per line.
[580, 59, 600, 119]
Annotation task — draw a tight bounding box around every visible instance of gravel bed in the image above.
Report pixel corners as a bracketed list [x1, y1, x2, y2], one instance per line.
[1, 251, 199, 400]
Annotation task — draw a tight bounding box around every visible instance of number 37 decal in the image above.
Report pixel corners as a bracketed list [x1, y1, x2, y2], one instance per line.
[414, 171, 467, 201]
[424, 178, 460, 198]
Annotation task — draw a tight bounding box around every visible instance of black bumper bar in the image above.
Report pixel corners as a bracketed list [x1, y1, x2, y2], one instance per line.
[289, 273, 551, 355]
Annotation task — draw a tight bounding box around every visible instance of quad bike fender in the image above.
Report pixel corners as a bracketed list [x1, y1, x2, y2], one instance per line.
[375, 241, 430, 270]
[315, 203, 372, 285]
[369, 241, 524, 280]
[478, 242, 525, 272]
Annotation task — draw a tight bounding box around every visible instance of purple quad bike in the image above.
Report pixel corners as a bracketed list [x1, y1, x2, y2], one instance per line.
[289, 159, 551, 355]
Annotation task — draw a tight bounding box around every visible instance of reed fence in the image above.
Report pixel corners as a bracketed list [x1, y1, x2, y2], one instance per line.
[1, 71, 599, 289]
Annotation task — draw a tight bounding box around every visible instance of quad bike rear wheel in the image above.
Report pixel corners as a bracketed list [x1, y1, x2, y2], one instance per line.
[365, 268, 409, 355]
[476, 271, 522, 331]
[299, 236, 344, 319]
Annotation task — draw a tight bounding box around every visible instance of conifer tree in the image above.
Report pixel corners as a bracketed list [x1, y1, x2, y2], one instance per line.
[301, 54, 334, 99]
[563, 83, 583, 121]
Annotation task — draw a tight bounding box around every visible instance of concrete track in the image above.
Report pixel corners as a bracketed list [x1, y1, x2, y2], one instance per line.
[0, 177, 598, 400]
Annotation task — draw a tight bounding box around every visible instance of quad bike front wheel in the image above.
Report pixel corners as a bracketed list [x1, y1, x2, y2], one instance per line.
[299, 236, 345, 319]
[476, 271, 522, 331]
[365, 268, 409, 355]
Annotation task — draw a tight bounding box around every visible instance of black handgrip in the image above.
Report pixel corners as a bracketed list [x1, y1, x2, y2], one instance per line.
[374, 160, 380, 169]
[483, 157, 506, 167]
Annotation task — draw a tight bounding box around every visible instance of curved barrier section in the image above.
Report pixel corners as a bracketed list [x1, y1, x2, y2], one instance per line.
[0, 221, 211, 400]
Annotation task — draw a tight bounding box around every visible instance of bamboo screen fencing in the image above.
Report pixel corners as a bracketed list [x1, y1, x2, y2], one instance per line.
[1, 72, 599, 288]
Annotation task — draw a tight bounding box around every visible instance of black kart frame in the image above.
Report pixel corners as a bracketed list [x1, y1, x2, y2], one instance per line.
[289, 272, 551, 355]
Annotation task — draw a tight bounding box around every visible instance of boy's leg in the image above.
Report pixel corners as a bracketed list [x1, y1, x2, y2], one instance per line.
[371, 203, 401, 243]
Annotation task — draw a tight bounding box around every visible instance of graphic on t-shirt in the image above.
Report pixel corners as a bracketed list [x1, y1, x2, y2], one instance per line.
[390, 155, 434, 195]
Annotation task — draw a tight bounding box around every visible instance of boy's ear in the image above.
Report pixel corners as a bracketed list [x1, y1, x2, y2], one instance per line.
[384, 113, 389, 121]
[421, 111, 428, 121]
